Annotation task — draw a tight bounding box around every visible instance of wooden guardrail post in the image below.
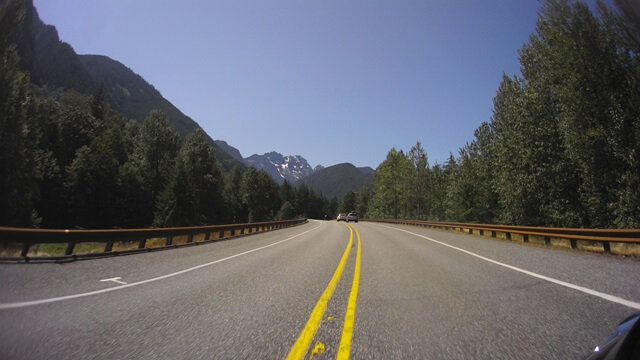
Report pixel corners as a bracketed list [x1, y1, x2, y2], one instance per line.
[570, 239, 577, 249]
[20, 242, 30, 257]
[104, 240, 115, 252]
[65, 242, 75, 255]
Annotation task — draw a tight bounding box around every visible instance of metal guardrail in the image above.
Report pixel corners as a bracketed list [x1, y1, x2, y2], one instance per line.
[363, 219, 640, 253]
[0, 219, 307, 262]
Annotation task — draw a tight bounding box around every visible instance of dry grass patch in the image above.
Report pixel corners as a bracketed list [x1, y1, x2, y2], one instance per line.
[576, 240, 606, 253]
[610, 243, 640, 257]
[549, 237, 572, 249]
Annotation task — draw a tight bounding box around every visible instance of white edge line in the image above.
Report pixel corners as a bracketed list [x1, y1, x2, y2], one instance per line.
[0, 223, 323, 310]
[377, 224, 640, 310]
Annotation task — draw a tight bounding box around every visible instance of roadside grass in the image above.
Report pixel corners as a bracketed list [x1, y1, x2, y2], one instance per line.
[1, 227, 275, 258]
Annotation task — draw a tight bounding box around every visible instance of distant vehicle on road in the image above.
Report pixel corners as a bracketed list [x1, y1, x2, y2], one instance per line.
[346, 212, 358, 223]
[337, 213, 347, 221]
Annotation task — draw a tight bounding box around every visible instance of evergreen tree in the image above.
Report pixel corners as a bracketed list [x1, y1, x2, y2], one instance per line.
[340, 190, 357, 214]
[355, 186, 371, 218]
[241, 167, 280, 222]
[0, 51, 40, 226]
[407, 141, 431, 219]
[130, 110, 181, 224]
[153, 128, 224, 226]
[223, 166, 247, 223]
[277, 201, 296, 220]
[368, 148, 412, 219]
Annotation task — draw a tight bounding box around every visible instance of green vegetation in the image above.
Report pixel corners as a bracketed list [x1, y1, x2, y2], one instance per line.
[0, 0, 338, 228]
[2, 0, 637, 229]
[367, 0, 640, 228]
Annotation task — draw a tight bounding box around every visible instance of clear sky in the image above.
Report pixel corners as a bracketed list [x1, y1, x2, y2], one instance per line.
[34, 1, 561, 169]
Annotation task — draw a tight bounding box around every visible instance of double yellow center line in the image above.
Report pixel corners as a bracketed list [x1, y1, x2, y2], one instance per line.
[286, 224, 362, 360]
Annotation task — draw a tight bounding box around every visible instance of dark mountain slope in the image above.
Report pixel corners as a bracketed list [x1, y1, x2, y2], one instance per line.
[297, 163, 374, 199]
[3, 0, 97, 93]
[1, 0, 242, 170]
[214, 140, 244, 163]
[78, 55, 242, 171]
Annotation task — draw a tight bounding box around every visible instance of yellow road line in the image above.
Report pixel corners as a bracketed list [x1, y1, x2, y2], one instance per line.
[286, 226, 354, 360]
[337, 225, 362, 360]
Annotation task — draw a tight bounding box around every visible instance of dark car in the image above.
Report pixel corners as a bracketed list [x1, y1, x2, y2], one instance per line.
[582, 312, 640, 360]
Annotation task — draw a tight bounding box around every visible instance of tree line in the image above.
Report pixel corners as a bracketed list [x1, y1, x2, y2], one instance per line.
[2, 0, 638, 229]
[0, 2, 347, 228]
[367, 0, 640, 229]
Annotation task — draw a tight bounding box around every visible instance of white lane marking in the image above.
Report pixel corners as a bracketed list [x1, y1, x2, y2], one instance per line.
[378, 224, 640, 310]
[100, 277, 127, 285]
[0, 223, 323, 310]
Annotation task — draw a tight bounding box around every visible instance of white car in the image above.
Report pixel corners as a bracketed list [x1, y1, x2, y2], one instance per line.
[346, 213, 358, 223]
[337, 213, 347, 221]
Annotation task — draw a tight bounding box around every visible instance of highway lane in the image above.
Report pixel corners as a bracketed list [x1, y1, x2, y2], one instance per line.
[1, 220, 639, 359]
[352, 222, 640, 359]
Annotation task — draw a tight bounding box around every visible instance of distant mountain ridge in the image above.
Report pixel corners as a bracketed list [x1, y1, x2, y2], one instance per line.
[213, 140, 373, 194]
[298, 163, 374, 199]
[214, 140, 245, 163]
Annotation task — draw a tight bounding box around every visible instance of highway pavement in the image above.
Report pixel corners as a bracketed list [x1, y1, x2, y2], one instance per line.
[1, 220, 639, 359]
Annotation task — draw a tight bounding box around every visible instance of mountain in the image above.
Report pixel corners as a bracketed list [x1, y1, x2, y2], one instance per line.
[214, 140, 244, 163]
[244, 152, 316, 185]
[3, 0, 97, 94]
[298, 163, 374, 199]
[78, 55, 241, 171]
[3, 0, 242, 171]
[357, 166, 375, 175]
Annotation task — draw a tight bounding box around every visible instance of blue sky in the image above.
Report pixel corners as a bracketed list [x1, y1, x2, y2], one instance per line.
[35, 1, 558, 169]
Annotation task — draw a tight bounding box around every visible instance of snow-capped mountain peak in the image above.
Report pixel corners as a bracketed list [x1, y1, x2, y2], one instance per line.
[244, 152, 317, 184]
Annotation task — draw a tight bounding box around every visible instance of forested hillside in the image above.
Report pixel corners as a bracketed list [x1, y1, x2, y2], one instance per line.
[2, 0, 638, 230]
[0, 0, 338, 228]
[297, 163, 374, 200]
[367, 0, 640, 228]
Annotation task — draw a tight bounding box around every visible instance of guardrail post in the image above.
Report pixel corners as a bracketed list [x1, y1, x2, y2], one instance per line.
[204, 232, 210, 241]
[544, 236, 550, 246]
[523, 234, 529, 243]
[187, 234, 194, 243]
[105, 240, 115, 252]
[166, 236, 173, 246]
[491, 230, 496, 237]
[20, 242, 31, 257]
[138, 238, 147, 249]
[603, 242, 611, 253]
[231, 229, 235, 236]
[506, 232, 512, 240]
[219, 231, 224, 239]
[570, 239, 577, 249]
[65, 242, 76, 255]
[479, 229, 484, 236]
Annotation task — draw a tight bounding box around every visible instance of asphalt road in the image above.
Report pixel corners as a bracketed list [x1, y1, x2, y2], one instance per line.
[1, 220, 639, 359]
